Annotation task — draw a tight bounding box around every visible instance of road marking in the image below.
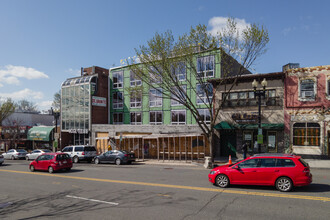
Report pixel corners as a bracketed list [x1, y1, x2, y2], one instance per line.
[66, 195, 118, 205]
[1, 169, 330, 202]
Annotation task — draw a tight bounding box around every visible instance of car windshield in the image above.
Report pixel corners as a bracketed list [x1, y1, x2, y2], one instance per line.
[298, 158, 309, 167]
[56, 154, 70, 161]
[17, 149, 26, 153]
[84, 146, 96, 151]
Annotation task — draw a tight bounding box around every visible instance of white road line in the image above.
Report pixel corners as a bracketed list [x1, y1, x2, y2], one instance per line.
[66, 195, 119, 206]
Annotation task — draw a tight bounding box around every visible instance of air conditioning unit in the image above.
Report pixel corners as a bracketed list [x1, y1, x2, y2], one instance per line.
[302, 91, 314, 98]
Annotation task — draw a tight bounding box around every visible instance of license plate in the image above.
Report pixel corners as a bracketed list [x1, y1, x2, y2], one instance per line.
[63, 161, 67, 164]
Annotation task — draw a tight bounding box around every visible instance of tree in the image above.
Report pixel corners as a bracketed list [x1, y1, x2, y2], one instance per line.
[52, 90, 61, 110]
[127, 18, 269, 163]
[15, 99, 39, 113]
[0, 98, 15, 126]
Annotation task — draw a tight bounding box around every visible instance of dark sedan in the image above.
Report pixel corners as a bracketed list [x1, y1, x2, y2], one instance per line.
[94, 150, 135, 165]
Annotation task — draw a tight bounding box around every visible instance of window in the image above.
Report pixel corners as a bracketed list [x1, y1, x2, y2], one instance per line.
[130, 112, 142, 125]
[300, 79, 315, 99]
[196, 83, 213, 104]
[171, 85, 186, 106]
[149, 66, 162, 84]
[171, 110, 186, 125]
[150, 111, 162, 125]
[113, 112, 123, 124]
[260, 158, 276, 167]
[113, 71, 123, 88]
[172, 62, 186, 81]
[276, 159, 296, 167]
[130, 91, 142, 108]
[197, 55, 214, 78]
[113, 92, 123, 109]
[130, 71, 142, 87]
[149, 89, 162, 107]
[198, 109, 211, 124]
[237, 159, 259, 168]
[293, 122, 320, 146]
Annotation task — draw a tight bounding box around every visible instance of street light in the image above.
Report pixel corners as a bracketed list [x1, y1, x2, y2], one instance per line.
[51, 108, 60, 152]
[252, 78, 267, 153]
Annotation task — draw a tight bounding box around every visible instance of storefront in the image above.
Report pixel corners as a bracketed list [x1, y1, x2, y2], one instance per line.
[27, 126, 55, 150]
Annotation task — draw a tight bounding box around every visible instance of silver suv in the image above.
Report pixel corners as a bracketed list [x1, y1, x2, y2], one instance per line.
[62, 145, 97, 163]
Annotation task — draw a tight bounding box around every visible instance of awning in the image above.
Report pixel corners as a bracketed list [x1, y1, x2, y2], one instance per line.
[27, 126, 54, 141]
[214, 121, 235, 130]
[236, 123, 284, 130]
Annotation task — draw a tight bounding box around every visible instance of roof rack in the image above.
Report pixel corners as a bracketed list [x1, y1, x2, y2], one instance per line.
[250, 153, 297, 158]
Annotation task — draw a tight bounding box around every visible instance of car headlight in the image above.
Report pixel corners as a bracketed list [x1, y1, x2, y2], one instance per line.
[210, 170, 216, 175]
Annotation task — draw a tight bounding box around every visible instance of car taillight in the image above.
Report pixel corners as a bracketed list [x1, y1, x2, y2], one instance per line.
[124, 154, 128, 157]
[303, 168, 310, 175]
[82, 152, 85, 155]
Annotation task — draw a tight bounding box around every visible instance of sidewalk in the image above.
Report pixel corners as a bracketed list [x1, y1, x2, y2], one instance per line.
[135, 157, 330, 169]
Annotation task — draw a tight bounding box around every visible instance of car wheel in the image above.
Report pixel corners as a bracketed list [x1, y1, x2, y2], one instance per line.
[26, 156, 29, 161]
[276, 177, 293, 192]
[48, 166, 54, 174]
[94, 158, 100, 164]
[11, 156, 15, 160]
[115, 158, 121, 165]
[215, 174, 230, 188]
[30, 165, 35, 172]
[73, 156, 79, 163]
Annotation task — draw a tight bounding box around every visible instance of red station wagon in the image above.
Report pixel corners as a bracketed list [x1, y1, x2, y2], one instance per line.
[29, 153, 72, 173]
[208, 154, 312, 192]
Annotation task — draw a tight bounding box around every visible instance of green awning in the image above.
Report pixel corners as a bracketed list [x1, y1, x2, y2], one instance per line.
[214, 121, 235, 130]
[236, 123, 284, 130]
[27, 126, 54, 141]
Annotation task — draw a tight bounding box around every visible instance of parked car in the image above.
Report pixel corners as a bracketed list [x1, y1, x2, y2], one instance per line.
[26, 149, 52, 160]
[0, 154, 4, 165]
[29, 153, 72, 173]
[208, 153, 312, 192]
[94, 150, 135, 165]
[61, 145, 97, 163]
[2, 149, 28, 160]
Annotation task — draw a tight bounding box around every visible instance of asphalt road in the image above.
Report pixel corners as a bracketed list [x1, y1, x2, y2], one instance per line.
[0, 160, 329, 220]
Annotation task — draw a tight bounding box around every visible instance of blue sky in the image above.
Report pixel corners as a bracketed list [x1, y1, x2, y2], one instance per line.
[0, 0, 329, 111]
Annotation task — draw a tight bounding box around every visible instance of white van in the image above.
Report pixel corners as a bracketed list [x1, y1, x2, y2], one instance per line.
[62, 145, 97, 163]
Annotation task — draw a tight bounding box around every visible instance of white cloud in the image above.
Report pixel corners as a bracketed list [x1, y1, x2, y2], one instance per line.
[38, 100, 53, 111]
[208, 16, 250, 36]
[0, 65, 48, 86]
[66, 68, 81, 76]
[1, 88, 44, 100]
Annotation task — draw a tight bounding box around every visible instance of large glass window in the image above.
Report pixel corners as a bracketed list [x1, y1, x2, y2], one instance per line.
[196, 83, 213, 104]
[113, 92, 123, 109]
[171, 110, 186, 125]
[150, 111, 162, 125]
[172, 62, 186, 81]
[130, 91, 142, 108]
[130, 112, 142, 125]
[130, 71, 142, 87]
[237, 159, 259, 168]
[300, 79, 315, 99]
[197, 55, 214, 78]
[149, 66, 162, 84]
[113, 71, 123, 88]
[171, 85, 186, 106]
[197, 109, 211, 124]
[293, 122, 320, 146]
[113, 113, 123, 124]
[149, 89, 162, 107]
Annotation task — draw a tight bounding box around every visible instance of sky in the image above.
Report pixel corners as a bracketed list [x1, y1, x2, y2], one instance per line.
[0, 0, 329, 111]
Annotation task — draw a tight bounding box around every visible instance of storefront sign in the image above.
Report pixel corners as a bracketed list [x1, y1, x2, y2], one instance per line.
[257, 134, 263, 144]
[92, 96, 106, 107]
[232, 113, 258, 123]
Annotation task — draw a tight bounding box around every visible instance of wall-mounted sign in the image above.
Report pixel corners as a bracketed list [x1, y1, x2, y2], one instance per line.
[232, 113, 258, 123]
[91, 83, 97, 95]
[92, 96, 106, 107]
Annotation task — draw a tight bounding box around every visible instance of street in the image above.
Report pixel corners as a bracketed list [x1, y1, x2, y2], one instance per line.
[0, 160, 329, 220]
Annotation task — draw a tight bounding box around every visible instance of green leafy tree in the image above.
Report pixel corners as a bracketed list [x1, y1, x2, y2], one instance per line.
[127, 18, 269, 163]
[0, 98, 15, 126]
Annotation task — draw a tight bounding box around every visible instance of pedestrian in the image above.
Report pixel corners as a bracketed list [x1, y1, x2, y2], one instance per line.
[242, 142, 248, 159]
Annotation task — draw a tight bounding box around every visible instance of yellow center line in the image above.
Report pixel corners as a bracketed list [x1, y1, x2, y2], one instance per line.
[1, 169, 329, 202]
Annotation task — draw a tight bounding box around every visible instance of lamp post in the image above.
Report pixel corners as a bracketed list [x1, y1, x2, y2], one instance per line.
[51, 108, 60, 152]
[252, 78, 267, 153]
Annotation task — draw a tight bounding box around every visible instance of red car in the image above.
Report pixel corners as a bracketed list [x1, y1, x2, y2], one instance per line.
[208, 154, 312, 192]
[29, 153, 72, 173]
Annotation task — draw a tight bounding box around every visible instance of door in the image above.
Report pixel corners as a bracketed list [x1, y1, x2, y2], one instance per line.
[230, 158, 259, 184]
[220, 130, 237, 157]
[102, 151, 112, 163]
[256, 158, 277, 185]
